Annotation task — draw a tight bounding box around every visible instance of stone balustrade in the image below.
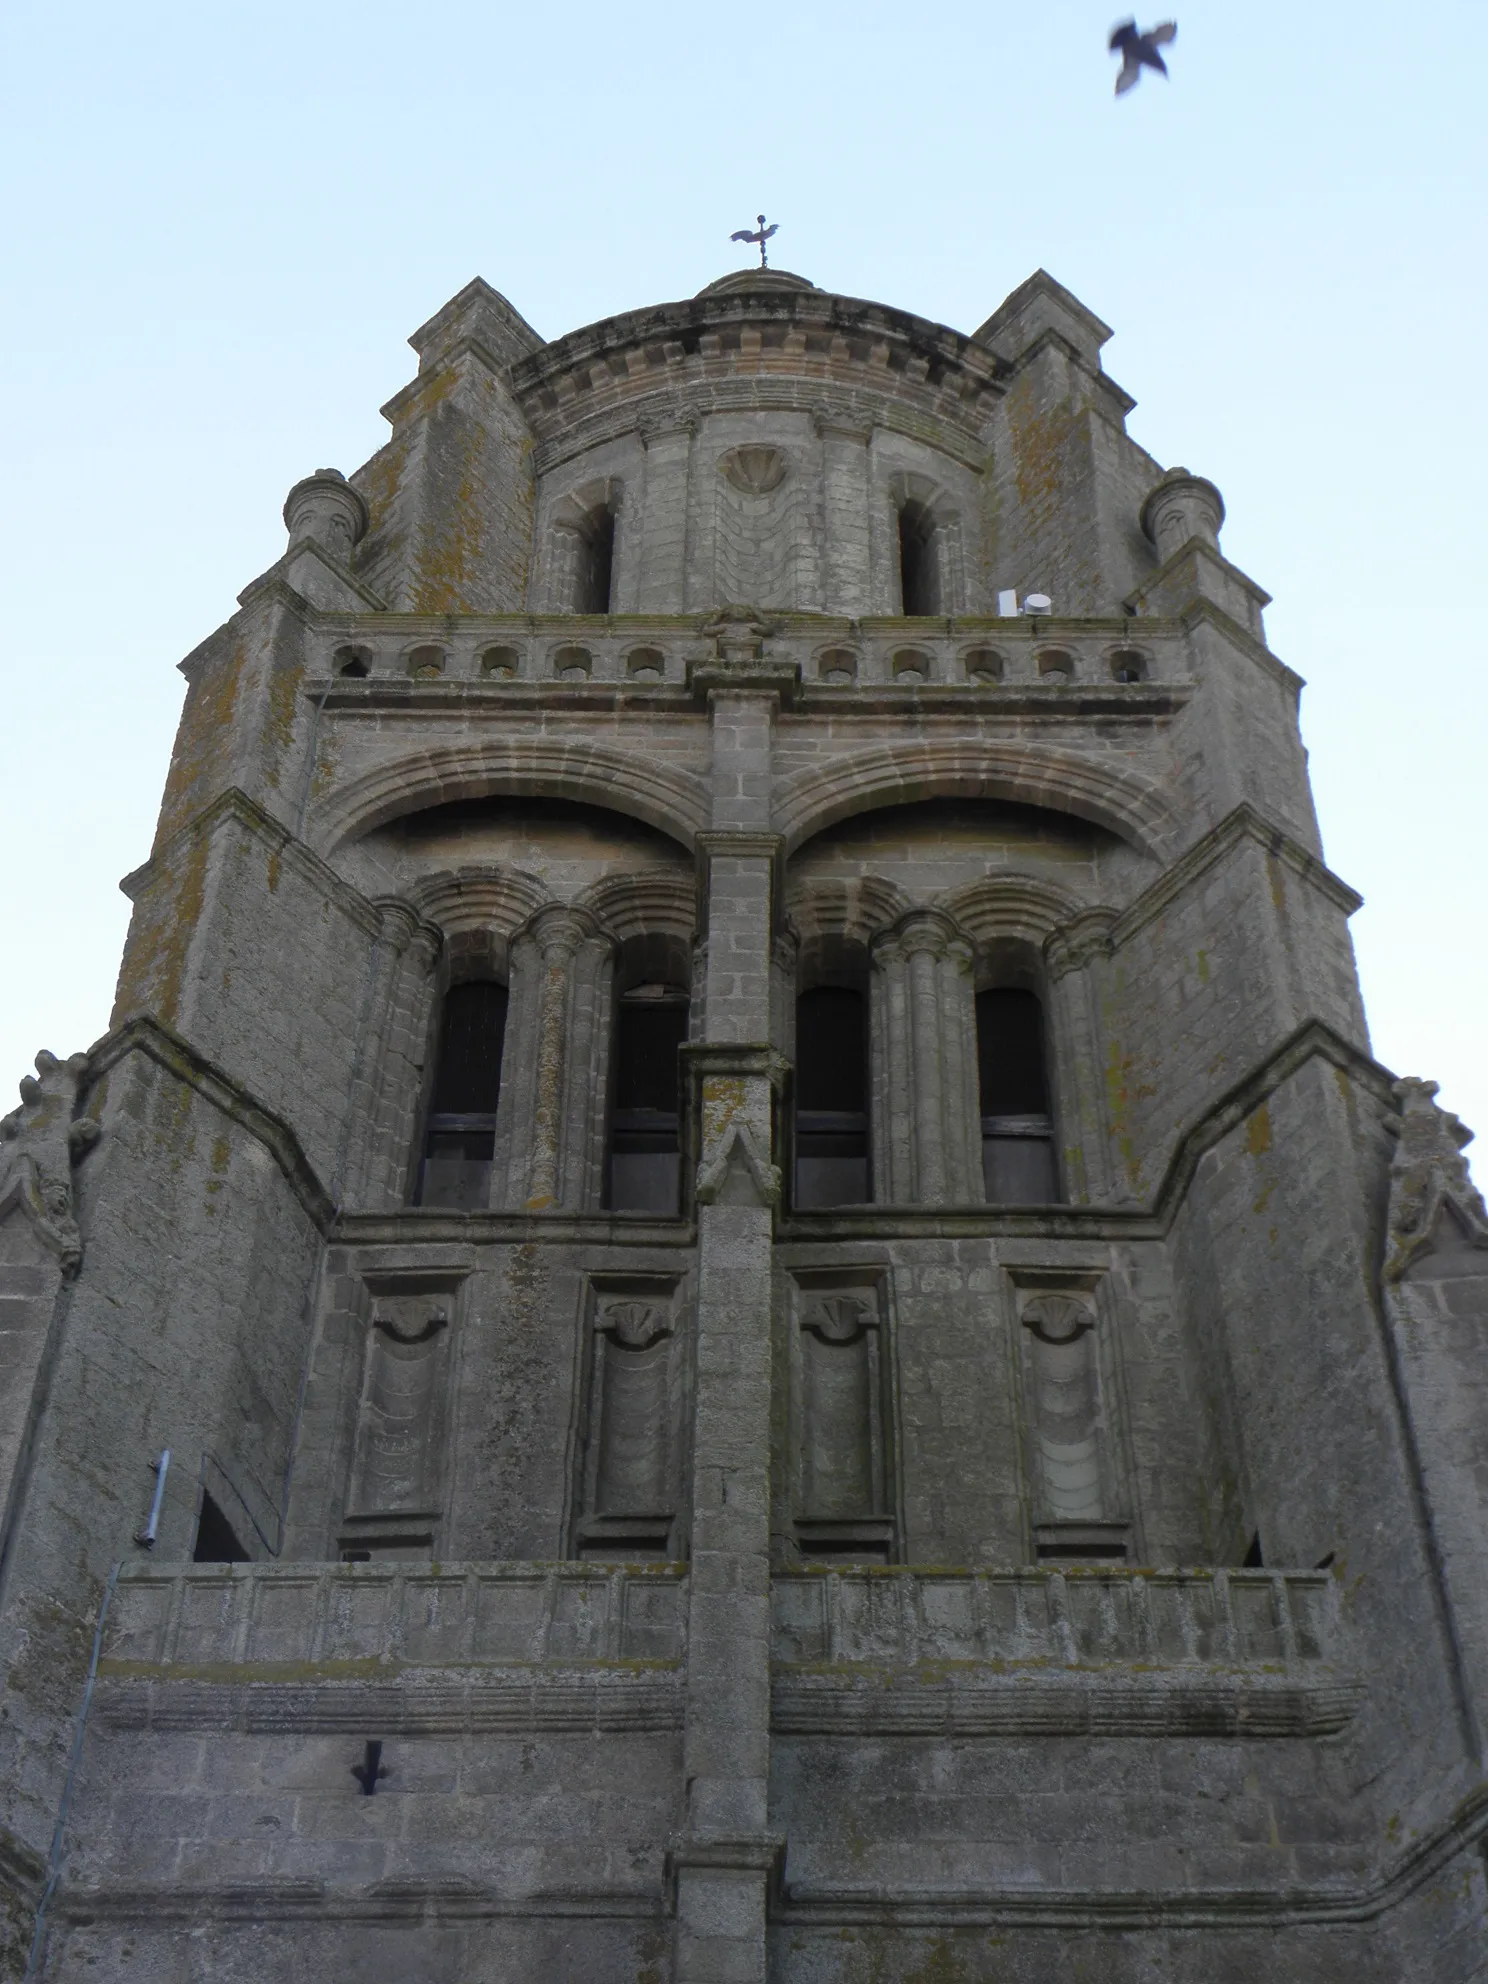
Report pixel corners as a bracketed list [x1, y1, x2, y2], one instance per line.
[315, 619, 1184, 694]
[106, 1561, 686, 1671]
[771, 1565, 1335, 1668]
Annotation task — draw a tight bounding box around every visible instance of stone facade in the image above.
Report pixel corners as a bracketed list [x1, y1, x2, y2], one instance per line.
[1, 263, 1486, 1981]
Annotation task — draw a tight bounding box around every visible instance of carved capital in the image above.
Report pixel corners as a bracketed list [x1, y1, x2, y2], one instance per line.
[872, 906, 972, 968]
[517, 901, 611, 962]
[1044, 910, 1117, 982]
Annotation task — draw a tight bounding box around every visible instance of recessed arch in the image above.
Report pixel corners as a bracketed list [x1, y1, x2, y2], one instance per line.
[316, 740, 709, 856]
[776, 741, 1178, 859]
[936, 875, 1089, 949]
[575, 870, 697, 949]
[785, 875, 914, 951]
[407, 865, 553, 940]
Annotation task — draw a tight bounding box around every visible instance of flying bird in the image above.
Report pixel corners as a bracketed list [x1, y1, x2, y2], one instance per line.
[1110, 18, 1177, 94]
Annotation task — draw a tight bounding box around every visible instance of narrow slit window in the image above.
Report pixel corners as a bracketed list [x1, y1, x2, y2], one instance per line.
[607, 985, 688, 1214]
[795, 986, 870, 1208]
[897, 502, 939, 616]
[417, 980, 508, 1210]
[577, 507, 616, 613]
[976, 988, 1059, 1204]
[193, 1490, 250, 1563]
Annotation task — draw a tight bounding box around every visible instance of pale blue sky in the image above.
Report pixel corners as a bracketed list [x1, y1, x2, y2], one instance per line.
[2, 0, 1484, 1161]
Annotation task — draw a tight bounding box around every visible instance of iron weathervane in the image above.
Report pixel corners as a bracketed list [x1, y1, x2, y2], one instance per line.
[730, 214, 778, 269]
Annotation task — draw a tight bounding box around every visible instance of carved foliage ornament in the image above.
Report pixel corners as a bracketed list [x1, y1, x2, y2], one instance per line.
[1021, 1292, 1095, 1344]
[719, 446, 788, 496]
[599, 1300, 671, 1350]
[0, 1051, 100, 1276]
[1383, 1077, 1488, 1282]
[802, 1294, 874, 1344]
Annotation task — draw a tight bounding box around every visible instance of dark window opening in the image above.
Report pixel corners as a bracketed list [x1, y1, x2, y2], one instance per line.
[576, 508, 616, 614]
[194, 1490, 250, 1563]
[897, 504, 939, 616]
[977, 987, 1059, 1204]
[795, 985, 870, 1208]
[417, 980, 508, 1210]
[607, 985, 688, 1213]
[1243, 1530, 1265, 1568]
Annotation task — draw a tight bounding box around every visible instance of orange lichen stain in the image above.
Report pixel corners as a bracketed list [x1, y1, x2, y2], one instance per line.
[1006, 371, 1078, 529]
[700, 1076, 750, 1156]
[358, 434, 409, 537]
[411, 412, 489, 613]
[153, 639, 246, 851]
[261, 652, 306, 792]
[1253, 1178, 1276, 1216]
[310, 728, 340, 803]
[1245, 1104, 1273, 1158]
[266, 850, 281, 894]
[112, 835, 208, 1030]
[1267, 851, 1288, 912]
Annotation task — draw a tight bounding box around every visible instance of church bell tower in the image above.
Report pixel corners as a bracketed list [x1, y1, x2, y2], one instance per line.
[3, 262, 1487, 1983]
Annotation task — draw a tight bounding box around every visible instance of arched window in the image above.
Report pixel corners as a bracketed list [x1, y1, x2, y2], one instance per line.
[794, 985, 870, 1208]
[417, 980, 508, 1209]
[607, 983, 689, 1213]
[976, 987, 1058, 1203]
[897, 500, 941, 616]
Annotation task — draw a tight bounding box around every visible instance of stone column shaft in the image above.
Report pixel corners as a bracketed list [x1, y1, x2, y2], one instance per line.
[1044, 912, 1118, 1205]
[493, 904, 613, 1211]
[871, 911, 980, 1205]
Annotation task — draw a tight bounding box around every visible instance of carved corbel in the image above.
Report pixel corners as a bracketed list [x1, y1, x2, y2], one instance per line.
[0, 1051, 100, 1276]
[695, 1120, 782, 1208]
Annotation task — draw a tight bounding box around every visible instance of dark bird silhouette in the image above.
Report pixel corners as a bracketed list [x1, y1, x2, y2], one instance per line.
[1110, 18, 1177, 94]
